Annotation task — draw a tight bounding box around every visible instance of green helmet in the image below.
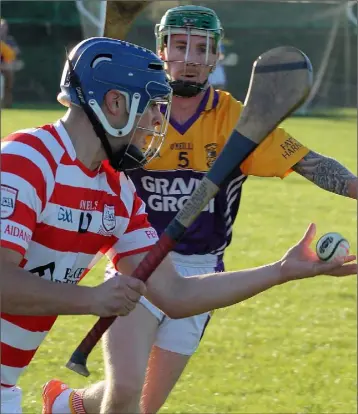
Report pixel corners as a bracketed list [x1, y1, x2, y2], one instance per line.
[155, 5, 224, 97]
[155, 5, 224, 51]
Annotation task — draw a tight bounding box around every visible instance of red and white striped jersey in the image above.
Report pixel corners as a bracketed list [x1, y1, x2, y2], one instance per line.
[0, 120, 158, 388]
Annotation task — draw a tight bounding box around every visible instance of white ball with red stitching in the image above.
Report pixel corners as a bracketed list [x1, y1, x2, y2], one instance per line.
[316, 232, 350, 262]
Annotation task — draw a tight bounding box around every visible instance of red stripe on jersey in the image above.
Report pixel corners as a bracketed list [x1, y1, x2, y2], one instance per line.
[60, 152, 99, 178]
[99, 237, 117, 253]
[41, 124, 66, 151]
[132, 193, 144, 216]
[49, 184, 129, 218]
[0, 240, 26, 257]
[32, 223, 115, 254]
[124, 194, 150, 233]
[1, 313, 57, 332]
[113, 244, 153, 267]
[102, 161, 121, 195]
[3, 132, 58, 176]
[2, 153, 46, 210]
[1, 342, 37, 368]
[6, 199, 37, 231]
[125, 214, 151, 234]
[1, 383, 14, 388]
[99, 238, 117, 257]
[78, 268, 90, 283]
[132, 193, 144, 220]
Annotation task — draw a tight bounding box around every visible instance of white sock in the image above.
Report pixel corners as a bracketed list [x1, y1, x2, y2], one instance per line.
[52, 388, 73, 414]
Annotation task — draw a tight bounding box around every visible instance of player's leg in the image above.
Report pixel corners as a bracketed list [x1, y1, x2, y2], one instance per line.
[43, 256, 218, 413]
[61, 381, 105, 414]
[100, 301, 159, 413]
[42, 266, 162, 414]
[141, 312, 211, 413]
[81, 381, 105, 413]
[142, 346, 190, 413]
[42, 299, 158, 414]
[140, 254, 216, 413]
[70, 313, 209, 414]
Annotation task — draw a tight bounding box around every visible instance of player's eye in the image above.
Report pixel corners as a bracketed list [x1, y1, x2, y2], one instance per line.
[148, 100, 161, 110]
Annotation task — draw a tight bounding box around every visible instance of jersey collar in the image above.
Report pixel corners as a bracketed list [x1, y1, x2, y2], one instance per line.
[53, 119, 77, 161]
[170, 86, 220, 135]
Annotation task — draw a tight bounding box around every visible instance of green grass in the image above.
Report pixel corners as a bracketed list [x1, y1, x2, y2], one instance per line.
[2, 107, 357, 413]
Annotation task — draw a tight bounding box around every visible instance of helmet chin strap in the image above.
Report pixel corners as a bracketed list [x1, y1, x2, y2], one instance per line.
[170, 79, 208, 98]
[111, 144, 146, 171]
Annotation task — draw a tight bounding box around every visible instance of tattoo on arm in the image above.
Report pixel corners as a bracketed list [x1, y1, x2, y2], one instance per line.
[292, 151, 356, 197]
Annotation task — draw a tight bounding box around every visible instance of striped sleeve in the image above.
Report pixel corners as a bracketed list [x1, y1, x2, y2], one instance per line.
[1, 130, 60, 256]
[107, 176, 158, 267]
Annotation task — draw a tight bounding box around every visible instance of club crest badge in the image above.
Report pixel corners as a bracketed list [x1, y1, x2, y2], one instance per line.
[102, 204, 116, 233]
[1, 185, 18, 219]
[204, 143, 218, 168]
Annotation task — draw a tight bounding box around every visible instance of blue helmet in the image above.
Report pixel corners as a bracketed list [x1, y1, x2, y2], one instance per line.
[58, 37, 172, 171]
[59, 37, 171, 136]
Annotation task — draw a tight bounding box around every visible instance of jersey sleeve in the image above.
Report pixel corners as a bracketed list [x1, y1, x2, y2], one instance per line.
[240, 128, 310, 179]
[106, 176, 158, 268]
[1, 133, 55, 256]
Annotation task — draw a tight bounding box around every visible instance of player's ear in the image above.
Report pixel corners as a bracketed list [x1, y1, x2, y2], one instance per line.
[103, 90, 125, 115]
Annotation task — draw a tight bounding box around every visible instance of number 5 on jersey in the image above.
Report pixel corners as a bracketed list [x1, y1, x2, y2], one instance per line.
[178, 151, 189, 168]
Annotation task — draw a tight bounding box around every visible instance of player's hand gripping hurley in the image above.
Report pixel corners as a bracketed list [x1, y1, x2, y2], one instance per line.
[67, 46, 313, 377]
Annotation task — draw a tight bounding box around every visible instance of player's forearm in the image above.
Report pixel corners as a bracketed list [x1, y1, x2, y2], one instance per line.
[1, 261, 94, 315]
[150, 262, 282, 319]
[292, 151, 357, 199]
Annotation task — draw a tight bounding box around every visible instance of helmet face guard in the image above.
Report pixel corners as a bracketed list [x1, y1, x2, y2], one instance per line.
[59, 37, 172, 171]
[115, 87, 172, 171]
[155, 6, 224, 97]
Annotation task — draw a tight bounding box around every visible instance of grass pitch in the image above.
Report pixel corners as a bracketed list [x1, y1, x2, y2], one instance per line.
[1, 107, 357, 413]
